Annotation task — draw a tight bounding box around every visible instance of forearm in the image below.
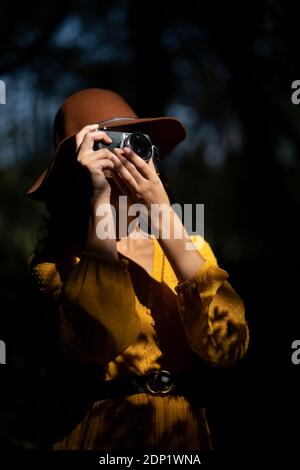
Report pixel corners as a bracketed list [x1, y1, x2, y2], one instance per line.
[85, 191, 118, 260]
[155, 206, 206, 282]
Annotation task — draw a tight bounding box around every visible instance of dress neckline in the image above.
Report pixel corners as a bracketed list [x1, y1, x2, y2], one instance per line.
[74, 236, 164, 282]
[117, 235, 164, 282]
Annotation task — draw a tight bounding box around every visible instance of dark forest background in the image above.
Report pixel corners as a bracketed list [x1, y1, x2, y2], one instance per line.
[0, 0, 299, 464]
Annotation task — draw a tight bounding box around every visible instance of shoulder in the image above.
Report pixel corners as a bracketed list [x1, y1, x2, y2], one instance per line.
[30, 254, 80, 297]
[30, 261, 62, 296]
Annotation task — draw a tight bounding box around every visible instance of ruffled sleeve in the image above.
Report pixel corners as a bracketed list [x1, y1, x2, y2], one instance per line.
[174, 236, 249, 367]
[30, 251, 141, 365]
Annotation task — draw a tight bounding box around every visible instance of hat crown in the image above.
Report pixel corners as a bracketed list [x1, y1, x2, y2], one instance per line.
[53, 88, 138, 150]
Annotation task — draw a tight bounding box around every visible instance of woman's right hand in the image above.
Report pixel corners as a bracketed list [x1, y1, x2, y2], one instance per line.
[76, 124, 116, 196]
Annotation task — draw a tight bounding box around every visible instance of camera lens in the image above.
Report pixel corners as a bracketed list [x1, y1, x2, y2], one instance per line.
[125, 133, 152, 161]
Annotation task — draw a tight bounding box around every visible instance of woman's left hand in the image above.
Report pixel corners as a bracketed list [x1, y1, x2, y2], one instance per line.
[111, 147, 171, 209]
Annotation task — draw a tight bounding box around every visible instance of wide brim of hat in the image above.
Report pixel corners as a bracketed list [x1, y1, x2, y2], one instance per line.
[27, 116, 186, 201]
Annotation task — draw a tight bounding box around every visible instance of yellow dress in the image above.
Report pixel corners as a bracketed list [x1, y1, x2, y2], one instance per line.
[30, 234, 249, 451]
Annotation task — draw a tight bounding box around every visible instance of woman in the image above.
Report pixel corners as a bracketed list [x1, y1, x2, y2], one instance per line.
[27, 88, 249, 451]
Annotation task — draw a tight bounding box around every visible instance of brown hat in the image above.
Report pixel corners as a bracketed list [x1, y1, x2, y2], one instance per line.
[27, 88, 186, 201]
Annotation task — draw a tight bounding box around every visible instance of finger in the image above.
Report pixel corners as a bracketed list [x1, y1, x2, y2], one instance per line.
[78, 123, 100, 136]
[112, 151, 139, 191]
[122, 147, 153, 179]
[77, 147, 116, 166]
[89, 148, 117, 161]
[79, 130, 112, 152]
[99, 158, 115, 171]
[113, 148, 144, 183]
[148, 156, 161, 177]
[148, 156, 157, 172]
[90, 158, 115, 174]
[76, 124, 100, 149]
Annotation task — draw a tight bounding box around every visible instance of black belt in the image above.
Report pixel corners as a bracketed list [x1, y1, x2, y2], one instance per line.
[95, 369, 205, 400]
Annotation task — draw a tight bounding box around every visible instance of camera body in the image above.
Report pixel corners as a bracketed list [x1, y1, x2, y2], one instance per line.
[93, 130, 159, 163]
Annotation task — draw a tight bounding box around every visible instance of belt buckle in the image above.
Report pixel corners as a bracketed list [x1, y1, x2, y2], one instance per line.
[144, 369, 174, 396]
